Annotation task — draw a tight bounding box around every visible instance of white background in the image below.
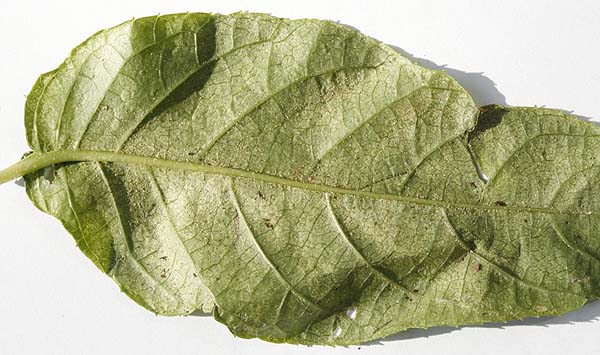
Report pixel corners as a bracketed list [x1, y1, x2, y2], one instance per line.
[1, 1, 600, 354]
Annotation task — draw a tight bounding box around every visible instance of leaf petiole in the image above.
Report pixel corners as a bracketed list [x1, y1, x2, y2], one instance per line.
[0, 152, 49, 185]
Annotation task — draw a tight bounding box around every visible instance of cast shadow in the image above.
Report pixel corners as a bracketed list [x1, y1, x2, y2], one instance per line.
[338, 22, 506, 107]
[368, 300, 600, 345]
[190, 309, 213, 317]
[527, 104, 595, 124]
[387, 45, 507, 107]
[388, 44, 598, 124]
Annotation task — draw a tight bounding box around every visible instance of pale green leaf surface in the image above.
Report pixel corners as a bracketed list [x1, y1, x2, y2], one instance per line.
[11, 12, 600, 345]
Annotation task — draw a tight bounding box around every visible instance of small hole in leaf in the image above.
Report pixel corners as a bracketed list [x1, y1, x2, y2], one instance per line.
[332, 326, 342, 338]
[346, 307, 357, 320]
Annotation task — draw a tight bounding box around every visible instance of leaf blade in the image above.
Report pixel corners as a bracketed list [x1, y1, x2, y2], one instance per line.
[18, 12, 600, 345]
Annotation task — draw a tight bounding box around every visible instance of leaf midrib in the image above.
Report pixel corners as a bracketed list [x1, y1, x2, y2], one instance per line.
[12, 149, 597, 216]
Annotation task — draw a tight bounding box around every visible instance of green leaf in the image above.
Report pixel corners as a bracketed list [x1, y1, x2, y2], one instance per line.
[1, 12, 599, 345]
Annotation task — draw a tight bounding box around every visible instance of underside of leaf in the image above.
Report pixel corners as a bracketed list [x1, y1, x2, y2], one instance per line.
[9, 12, 600, 345]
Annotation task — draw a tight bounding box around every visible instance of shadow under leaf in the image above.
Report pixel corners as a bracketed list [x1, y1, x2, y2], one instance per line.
[388, 45, 507, 107]
[367, 299, 600, 345]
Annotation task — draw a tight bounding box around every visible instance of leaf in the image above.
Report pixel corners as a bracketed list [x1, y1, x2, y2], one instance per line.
[1, 12, 599, 345]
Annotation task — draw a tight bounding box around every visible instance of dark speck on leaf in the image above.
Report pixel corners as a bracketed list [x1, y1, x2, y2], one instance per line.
[473, 263, 482, 272]
[159, 256, 167, 261]
[258, 191, 265, 199]
[494, 200, 507, 206]
[263, 218, 274, 229]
